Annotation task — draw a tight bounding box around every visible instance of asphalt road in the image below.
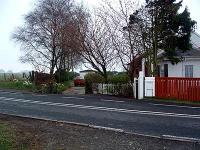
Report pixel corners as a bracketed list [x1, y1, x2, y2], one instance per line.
[0, 89, 200, 140]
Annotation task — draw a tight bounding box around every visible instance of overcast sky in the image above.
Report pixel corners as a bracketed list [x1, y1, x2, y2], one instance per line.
[0, 0, 199, 73]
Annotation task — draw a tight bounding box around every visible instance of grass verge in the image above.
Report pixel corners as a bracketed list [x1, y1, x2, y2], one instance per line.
[0, 80, 73, 94]
[0, 123, 14, 150]
[0, 81, 33, 91]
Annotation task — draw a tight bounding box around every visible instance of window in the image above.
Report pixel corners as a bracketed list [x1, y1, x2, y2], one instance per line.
[160, 65, 164, 77]
[160, 64, 168, 77]
[185, 65, 193, 77]
[164, 64, 168, 77]
[157, 65, 160, 77]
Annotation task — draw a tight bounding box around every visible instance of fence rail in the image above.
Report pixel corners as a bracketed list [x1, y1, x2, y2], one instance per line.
[155, 77, 200, 101]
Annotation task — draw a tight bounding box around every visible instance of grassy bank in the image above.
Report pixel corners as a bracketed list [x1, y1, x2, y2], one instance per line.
[0, 123, 14, 150]
[0, 123, 27, 150]
[0, 81, 33, 91]
[0, 80, 72, 94]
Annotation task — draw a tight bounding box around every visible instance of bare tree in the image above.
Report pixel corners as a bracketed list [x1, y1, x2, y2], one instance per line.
[76, 12, 118, 83]
[12, 0, 82, 77]
[98, 0, 144, 82]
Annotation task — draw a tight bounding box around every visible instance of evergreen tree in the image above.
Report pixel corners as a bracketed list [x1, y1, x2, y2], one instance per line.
[130, 0, 196, 76]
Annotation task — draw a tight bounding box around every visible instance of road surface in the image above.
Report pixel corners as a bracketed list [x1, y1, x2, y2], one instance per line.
[0, 89, 200, 140]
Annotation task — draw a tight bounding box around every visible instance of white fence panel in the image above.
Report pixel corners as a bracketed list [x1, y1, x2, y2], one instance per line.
[145, 77, 155, 97]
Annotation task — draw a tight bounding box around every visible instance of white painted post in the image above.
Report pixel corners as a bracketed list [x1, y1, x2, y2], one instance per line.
[138, 71, 144, 99]
[142, 58, 145, 74]
[133, 78, 137, 99]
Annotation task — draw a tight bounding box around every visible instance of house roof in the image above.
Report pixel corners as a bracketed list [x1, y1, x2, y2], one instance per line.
[191, 32, 200, 48]
[158, 32, 200, 59]
[158, 48, 200, 59]
[175, 48, 200, 57]
[79, 70, 96, 73]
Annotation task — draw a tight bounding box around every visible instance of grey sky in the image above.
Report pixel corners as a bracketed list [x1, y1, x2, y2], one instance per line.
[0, 0, 199, 73]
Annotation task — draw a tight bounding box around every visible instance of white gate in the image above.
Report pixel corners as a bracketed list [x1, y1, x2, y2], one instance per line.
[144, 77, 155, 97]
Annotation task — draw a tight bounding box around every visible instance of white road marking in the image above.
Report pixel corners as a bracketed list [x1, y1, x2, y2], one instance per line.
[150, 103, 200, 109]
[32, 94, 47, 97]
[62, 97, 84, 100]
[101, 99, 125, 103]
[0, 97, 200, 119]
[0, 91, 18, 95]
[162, 135, 200, 142]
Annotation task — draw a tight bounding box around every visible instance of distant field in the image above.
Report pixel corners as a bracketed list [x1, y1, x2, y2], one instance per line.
[0, 73, 29, 81]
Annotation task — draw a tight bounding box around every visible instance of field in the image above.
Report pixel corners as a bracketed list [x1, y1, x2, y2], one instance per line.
[0, 73, 29, 81]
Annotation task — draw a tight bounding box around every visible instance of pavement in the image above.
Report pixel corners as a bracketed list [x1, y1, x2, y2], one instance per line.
[0, 89, 200, 141]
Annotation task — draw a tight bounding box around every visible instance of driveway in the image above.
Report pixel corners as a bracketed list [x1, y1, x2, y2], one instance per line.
[63, 86, 85, 95]
[0, 89, 200, 140]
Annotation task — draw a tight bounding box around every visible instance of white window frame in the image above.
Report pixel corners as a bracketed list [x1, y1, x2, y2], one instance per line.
[185, 65, 193, 78]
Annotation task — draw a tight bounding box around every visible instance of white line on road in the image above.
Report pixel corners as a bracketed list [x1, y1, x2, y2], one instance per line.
[0, 97, 200, 119]
[32, 94, 47, 97]
[149, 103, 200, 109]
[162, 135, 200, 142]
[101, 99, 125, 103]
[0, 91, 18, 95]
[62, 97, 85, 100]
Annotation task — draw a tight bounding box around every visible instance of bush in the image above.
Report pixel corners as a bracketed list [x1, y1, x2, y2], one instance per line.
[108, 73, 129, 84]
[84, 73, 104, 94]
[53, 83, 66, 94]
[55, 70, 77, 83]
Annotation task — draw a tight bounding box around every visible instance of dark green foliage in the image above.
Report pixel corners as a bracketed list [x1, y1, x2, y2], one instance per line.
[84, 73, 104, 94]
[130, 0, 196, 71]
[108, 73, 129, 84]
[84, 73, 105, 83]
[176, 8, 196, 51]
[148, 0, 196, 63]
[85, 81, 93, 94]
[55, 70, 76, 83]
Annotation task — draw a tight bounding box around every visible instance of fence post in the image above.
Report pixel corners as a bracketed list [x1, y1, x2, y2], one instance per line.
[133, 78, 137, 99]
[138, 71, 144, 99]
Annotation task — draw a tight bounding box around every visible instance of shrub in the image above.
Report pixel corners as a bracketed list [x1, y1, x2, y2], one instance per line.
[108, 73, 129, 84]
[53, 83, 66, 94]
[23, 81, 33, 88]
[84, 73, 104, 94]
[84, 73, 104, 83]
[55, 70, 77, 83]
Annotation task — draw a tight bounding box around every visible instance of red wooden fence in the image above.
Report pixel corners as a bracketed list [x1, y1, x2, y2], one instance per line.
[155, 77, 200, 101]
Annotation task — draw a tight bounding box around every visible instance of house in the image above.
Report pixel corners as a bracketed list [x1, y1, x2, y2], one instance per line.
[131, 32, 200, 78]
[79, 70, 96, 79]
[156, 32, 200, 78]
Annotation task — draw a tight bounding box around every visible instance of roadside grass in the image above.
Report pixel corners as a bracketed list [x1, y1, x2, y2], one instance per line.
[0, 80, 73, 94]
[146, 97, 200, 106]
[0, 81, 33, 91]
[0, 123, 28, 150]
[0, 123, 14, 150]
[64, 80, 72, 89]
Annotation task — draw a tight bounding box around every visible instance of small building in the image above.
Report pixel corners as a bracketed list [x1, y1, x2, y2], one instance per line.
[157, 32, 200, 78]
[157, 48, 200, 77]
[79, 70, 96, 79]
[130, 32, 200, 78]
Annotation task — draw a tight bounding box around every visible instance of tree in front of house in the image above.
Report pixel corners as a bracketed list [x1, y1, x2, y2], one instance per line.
[130, 0, 196, 76]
